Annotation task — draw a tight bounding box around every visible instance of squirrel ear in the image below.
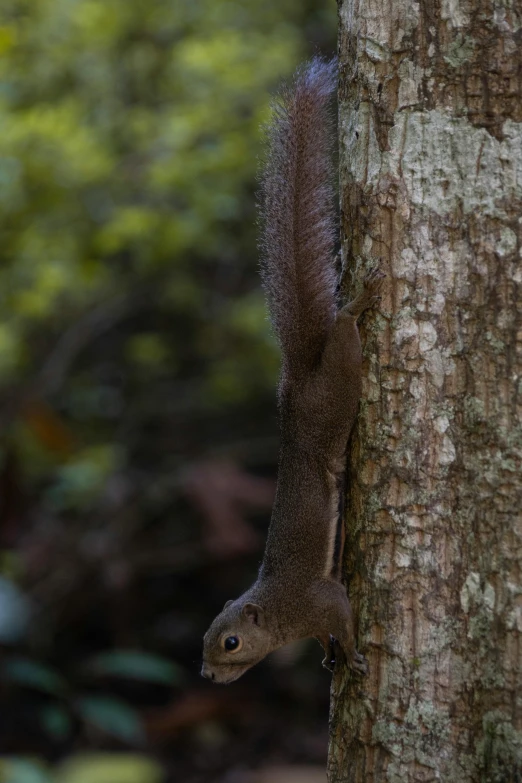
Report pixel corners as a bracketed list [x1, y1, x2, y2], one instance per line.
[242, 603, 265, 626]
[223, 600, 233, 610]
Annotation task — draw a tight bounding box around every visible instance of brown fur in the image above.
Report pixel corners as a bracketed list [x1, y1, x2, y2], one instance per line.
[201, 59, 382, 684]
[259, 57, 338, 383]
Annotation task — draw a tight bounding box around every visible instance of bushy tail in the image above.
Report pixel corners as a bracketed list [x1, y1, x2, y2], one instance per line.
[259, 57, 338, 381]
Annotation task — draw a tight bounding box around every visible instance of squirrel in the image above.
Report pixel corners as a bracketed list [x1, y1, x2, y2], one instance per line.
[201, 58, 382, 684]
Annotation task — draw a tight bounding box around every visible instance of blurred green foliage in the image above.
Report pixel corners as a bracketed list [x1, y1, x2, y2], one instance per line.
[0, 0, 334, 479]
[1, 754, 164, 783]
[0, 0, 336, 777]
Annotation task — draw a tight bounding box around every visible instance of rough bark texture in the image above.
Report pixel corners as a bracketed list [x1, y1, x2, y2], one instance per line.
[329, 0, 522, 781]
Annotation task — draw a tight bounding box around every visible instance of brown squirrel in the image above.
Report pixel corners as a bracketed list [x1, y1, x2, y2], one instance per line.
[201, 58, 382, 684]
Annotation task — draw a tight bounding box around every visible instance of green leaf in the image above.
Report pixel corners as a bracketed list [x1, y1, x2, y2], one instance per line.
[47, 445, 123, 511]
[76, 697, 144, 744]
[39, 705, 72, 741]
[56, 753, 164, 783]
[3, 659, 66, 695]
[0, 577, 31, 643]
[0, 758, 53, 783]
[125, 334, 171, 369]
[86, 650, 184, 686]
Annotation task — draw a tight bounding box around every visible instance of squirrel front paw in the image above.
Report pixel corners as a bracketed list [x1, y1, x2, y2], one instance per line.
[324, 638, 369, 676]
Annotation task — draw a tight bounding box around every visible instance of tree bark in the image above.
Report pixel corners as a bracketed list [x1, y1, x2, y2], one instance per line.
[329, 0, 522, 781]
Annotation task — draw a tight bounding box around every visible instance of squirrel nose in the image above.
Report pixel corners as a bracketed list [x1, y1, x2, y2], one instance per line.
[201, 664, 215, 681]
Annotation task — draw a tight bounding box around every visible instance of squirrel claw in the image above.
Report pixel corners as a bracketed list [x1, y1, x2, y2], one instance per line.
[361, 268, 385, 300]
[321, 634, 337, 672]
[364, 267, 385, 284]
[350, 650, 369, 675]
[322, 656, 336, 672]
[341, 267, 385, 318]
[322, 642, 369, 676]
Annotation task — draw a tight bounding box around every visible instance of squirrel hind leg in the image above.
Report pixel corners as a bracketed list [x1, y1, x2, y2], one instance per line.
[341, 268, 385, 319]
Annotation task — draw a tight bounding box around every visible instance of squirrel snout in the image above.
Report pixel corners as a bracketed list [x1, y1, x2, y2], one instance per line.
[201, 664, 215, 681]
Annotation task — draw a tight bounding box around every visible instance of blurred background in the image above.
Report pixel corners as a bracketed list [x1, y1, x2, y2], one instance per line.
[0, 1, 336, 781]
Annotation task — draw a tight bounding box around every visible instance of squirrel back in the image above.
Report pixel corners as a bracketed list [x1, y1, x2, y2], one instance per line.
[259, 58, 338, 385]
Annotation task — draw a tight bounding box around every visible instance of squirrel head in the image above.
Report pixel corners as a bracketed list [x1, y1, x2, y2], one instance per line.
[201, 599, 273, 684]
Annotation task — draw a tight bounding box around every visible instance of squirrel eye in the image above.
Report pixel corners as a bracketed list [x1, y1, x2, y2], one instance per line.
[223, 635, 243, 653]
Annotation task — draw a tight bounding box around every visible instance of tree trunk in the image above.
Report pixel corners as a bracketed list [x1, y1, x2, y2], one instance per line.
[329, 0, 522, 781]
